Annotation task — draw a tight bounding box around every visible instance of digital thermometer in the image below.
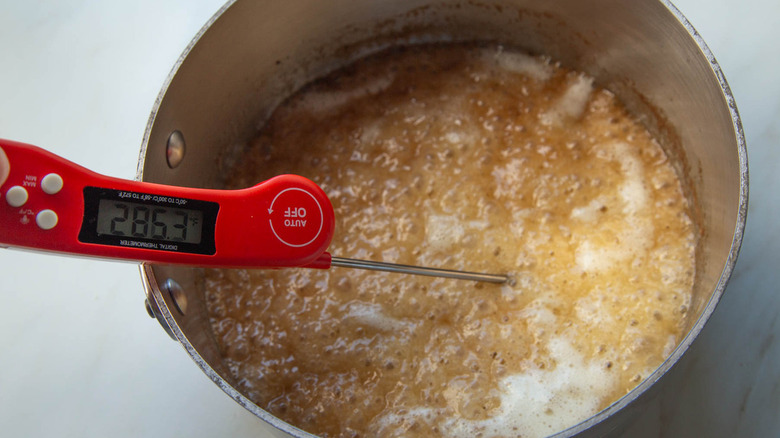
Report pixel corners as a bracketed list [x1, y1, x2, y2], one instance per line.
[0, 139, 335, 269]
[0, 139, 508, 283]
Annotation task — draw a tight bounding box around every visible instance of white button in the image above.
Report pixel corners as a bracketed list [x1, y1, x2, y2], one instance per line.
[5, 186, 28, 207]
[36, 209, 58, 230]
[41, 173, 64, 194]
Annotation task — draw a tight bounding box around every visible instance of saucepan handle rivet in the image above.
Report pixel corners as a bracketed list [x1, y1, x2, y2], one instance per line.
[166, 130, 186, 169]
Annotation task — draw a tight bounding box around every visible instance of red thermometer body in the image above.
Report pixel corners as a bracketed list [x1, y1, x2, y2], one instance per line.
[0, 139, 335, 269]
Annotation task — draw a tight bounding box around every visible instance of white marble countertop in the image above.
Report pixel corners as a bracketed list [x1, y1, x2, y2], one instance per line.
[0, 1, 776, 437]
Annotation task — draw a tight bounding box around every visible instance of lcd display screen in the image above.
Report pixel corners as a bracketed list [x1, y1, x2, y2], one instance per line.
[79, 187, 218, 255]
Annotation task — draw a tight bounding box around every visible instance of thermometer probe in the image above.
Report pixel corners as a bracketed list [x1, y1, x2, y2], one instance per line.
[0, 139, 508, 284]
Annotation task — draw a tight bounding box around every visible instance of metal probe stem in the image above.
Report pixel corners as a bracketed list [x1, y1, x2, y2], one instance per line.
[330, 256, 510, 284]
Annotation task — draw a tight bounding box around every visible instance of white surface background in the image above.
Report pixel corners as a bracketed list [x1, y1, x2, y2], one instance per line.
[0, 1, 777, 437]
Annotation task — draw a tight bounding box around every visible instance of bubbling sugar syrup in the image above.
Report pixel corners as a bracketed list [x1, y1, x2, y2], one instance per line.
[204, 43, 696, 438]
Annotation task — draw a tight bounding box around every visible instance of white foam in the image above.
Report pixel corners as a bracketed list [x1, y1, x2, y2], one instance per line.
[508, 208, 533, 237]
[519, 298, 559, 327]
[558, 74, 594, 118]
[575, 240, 616, 272]
[467, 220, 489, 231]
[574, 142, 654, 273]
[344, 301, 410, 332]
[492, 158, 528, 199]
[445, 132, 462, 144]
[575, 214, 654, 273]
[296, 71, 396, 114]
[370, 300, 617, 437]
[491, 49, 553, 82]
[441, 336, 618, 438]
[540, 74, 594, 125]
[620, 178, 647, 215]
[610, 142, 648, 214]
[662, 335, 678, 358]
[425, 215, 465, 251]
[570, 197, 607, 222]
[442, 120, 481, 151]
[574, 295, 615, 326]
[370, 407, 442, 437]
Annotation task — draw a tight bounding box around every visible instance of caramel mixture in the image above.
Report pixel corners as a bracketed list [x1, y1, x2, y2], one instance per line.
[204, 44, 695, 438]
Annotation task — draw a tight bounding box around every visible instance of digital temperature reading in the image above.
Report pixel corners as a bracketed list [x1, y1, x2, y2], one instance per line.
[95, 199, 203, 244]
[79, 186, 219, 255]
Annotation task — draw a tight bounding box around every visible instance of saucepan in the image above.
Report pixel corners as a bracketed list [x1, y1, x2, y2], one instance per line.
[137, 0, 747, 436]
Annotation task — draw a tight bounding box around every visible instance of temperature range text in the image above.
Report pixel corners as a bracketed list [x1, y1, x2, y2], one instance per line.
[116, 191, 189, 206]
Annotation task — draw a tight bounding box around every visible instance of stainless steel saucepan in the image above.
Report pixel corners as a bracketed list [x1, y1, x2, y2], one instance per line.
[138, 1, 747, 436]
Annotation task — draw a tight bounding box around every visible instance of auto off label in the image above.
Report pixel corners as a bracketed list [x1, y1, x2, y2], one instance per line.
[268, 187, 324, 248]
